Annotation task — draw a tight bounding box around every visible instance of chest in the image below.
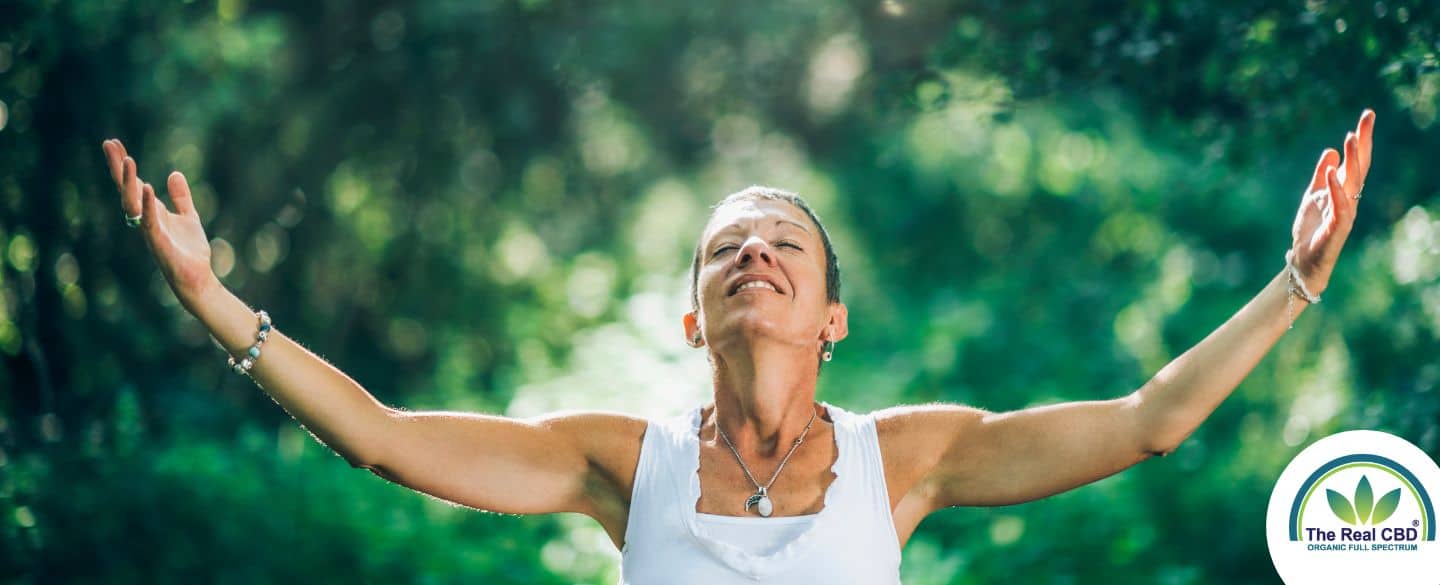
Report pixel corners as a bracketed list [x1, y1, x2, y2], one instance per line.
[693, 434, 838, 518]
[620, 419, 903, 584]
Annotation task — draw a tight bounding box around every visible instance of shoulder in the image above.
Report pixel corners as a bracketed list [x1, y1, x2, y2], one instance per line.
[530, 408, 652, 437]
[528, 408, 714, 512]
[529, 410, 651, 481]
[870, 403, 990, 507]
[526, 410, 656, 542]
[872, 402, 988, 452]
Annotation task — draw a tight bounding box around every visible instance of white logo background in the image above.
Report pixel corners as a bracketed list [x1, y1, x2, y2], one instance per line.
[1266, 430, 1440, 584]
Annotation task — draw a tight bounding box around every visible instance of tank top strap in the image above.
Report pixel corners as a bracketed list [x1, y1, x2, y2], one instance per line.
[823, 403, 899, 545]
[621, 408, 694, 554]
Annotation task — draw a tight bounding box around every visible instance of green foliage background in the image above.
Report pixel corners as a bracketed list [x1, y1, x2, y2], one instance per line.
[2, 0, 1438, 583]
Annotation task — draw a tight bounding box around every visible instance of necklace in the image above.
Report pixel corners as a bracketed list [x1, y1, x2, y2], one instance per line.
[714, 406, 818, 517]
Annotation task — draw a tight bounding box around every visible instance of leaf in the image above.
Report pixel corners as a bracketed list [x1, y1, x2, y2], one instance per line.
[1371, 489, 1402, 525]
[1328, 489, 1357, 525]
[1356, 475, 1374, 524]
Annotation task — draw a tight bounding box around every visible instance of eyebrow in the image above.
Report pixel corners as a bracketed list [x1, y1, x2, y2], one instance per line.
[712, 219, 812, 238]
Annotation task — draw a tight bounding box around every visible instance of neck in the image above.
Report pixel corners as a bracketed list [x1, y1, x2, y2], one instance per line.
[708, 339, 821, 458]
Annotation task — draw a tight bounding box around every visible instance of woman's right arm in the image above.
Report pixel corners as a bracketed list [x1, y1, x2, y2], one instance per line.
[102, 140, 645, 520]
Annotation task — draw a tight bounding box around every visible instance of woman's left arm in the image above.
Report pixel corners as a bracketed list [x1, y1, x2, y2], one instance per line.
[1137, 108, 1373, 455]
[887, 110, 1374, 511]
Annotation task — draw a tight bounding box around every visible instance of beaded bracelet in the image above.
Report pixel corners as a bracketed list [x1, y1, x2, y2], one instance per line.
[227, 310, 272, 375]
[1284, 256, 1321, 330]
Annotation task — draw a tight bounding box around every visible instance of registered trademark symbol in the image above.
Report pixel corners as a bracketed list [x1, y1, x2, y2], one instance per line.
[1414, 519, 1421, 527]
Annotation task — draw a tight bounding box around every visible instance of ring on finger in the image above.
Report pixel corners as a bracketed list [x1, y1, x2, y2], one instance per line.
[124, 211, 142, 228]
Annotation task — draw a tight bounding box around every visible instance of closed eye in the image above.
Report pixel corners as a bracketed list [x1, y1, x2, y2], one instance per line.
[710, 241, 802, 257]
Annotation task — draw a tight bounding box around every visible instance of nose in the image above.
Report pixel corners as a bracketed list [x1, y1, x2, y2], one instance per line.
[735, 236, 775, 267]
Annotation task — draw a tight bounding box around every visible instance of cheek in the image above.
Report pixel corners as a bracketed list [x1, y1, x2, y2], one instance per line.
[701, 267, 722, 297]
[793, 263, 824, 293]
[700, 269, 730, 306]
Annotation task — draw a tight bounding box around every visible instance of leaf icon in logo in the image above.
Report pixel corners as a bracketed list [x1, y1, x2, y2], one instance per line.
[1355, 475, 1374, 524]
[1371, 488, 1402, 525]
[1328, 489, 1357, 525]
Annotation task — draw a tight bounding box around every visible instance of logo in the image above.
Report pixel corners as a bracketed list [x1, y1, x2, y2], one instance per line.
[1267, 430, 1440, 584]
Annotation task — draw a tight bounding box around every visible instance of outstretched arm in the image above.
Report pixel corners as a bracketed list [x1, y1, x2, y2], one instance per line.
[172, 275, 643, 519]
[101, 140, 644, 523]
[884, 110, 1375, 511]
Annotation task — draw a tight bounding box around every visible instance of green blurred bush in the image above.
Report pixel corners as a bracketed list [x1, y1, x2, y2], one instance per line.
[2, 0, 1437, 583]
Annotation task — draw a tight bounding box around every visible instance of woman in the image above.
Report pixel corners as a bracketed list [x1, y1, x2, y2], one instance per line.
[100, 109, 1374, 584]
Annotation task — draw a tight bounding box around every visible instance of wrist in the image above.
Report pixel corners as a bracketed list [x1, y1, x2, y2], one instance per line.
[1283, 250, 1328, 299]
[1282, 254, 1322, 331]
[178, 272, 225, 315]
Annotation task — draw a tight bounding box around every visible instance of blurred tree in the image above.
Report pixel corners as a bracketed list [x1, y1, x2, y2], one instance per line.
[1, 0, 1436, 583]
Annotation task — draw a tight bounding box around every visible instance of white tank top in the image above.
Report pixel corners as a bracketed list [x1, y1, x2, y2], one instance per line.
[619, 401, 902, 584]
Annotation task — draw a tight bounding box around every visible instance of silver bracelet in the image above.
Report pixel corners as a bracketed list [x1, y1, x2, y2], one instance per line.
[227, 310, 272, 375]
[1284, 256, 1321, 330]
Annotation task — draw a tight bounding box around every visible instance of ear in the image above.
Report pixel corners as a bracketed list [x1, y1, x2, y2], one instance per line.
[682, 311, 704, 347]
[824, 302, 849, 342]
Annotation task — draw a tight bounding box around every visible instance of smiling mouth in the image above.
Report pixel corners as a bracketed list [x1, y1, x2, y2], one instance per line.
[730, 280, 782, 296]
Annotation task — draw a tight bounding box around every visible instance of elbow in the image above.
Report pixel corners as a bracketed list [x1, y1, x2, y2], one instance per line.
[353, 461, 391, 479]
[1127, 392, 1182, 459]
[353, 461, 402, 485]
[1139, 423, 1188, 459]
[343, 407, 402, 469]
[1144, 443, 1177, 459]
[335, 441, 381, 469]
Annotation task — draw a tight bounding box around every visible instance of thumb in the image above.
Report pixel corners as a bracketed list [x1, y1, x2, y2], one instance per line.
[168, 171, 196, 217]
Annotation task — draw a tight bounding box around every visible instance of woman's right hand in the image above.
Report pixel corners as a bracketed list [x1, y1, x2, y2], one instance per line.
[102, 139, 218, 308]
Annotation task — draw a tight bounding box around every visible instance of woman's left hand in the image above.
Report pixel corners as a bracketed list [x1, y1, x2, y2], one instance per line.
[1289, 109, 1375, 296]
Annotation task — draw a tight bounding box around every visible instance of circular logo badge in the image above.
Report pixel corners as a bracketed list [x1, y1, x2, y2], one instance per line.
[1266, 430, 1440, 584]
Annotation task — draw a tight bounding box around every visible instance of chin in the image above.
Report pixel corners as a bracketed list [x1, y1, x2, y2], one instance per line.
[713, 311, 794, 343]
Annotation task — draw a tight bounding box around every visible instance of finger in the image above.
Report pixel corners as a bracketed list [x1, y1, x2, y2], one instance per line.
[111, 140, 133, 182]
[122, 157, 143, 219]
[102, 140, 124, 189]
[141, 181, 161, 237]
[167, 171, 196, 217]
[1342, 132, 1359, 191]
[1307, 148, 1340, 193]
[1325, 165, 1350, 229]
[1357, 109, 1375, 180]
[1357, 109, 1375, 158]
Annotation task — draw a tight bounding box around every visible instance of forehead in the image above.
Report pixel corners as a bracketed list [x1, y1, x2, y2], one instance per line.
[702, 199, 813, 241]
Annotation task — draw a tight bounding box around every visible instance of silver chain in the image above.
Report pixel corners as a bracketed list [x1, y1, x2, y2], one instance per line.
[715, 406, 818, 493]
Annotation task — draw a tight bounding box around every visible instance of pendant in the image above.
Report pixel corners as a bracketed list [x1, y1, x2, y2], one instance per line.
[744, 487, 774, 517]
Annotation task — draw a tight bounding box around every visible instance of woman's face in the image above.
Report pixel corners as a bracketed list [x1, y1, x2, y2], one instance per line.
[689, 198, 842, 354]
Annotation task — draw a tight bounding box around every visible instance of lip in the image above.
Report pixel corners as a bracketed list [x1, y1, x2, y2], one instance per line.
[727, 274, 786, 296]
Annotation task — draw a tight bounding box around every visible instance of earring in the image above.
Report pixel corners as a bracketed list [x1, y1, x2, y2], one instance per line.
[821, 340, 835, 362]
[692, 332, 703, 347]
